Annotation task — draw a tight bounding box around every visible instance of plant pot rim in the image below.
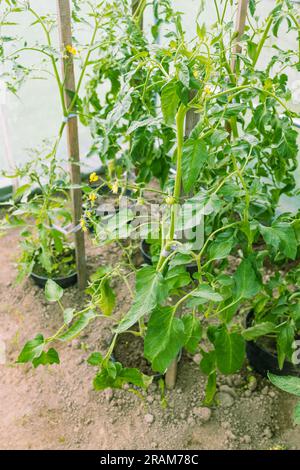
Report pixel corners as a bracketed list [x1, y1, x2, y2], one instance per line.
[245, 310, 300, 377]
[30, 270, 77, 282]
[30, 269, 77, 288]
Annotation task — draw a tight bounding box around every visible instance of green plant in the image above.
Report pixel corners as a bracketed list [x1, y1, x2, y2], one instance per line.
[268, 373, 300, 424]
[15, 0, 300, 404]
[1, 151, 75, 281]
[82, 0, 176, 185]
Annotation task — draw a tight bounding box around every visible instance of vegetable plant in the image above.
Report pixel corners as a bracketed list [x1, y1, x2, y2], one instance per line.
[268, 373, 300, 425]
[15, 0, 300, 404]
[1, 151, 75, 282]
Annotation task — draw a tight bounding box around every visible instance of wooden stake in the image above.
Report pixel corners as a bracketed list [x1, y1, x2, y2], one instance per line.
[0, 103, 19, 192]
[226, 0, 249, 135]
[56, 0, 87, 290]
[165, 358, 178, 389]
[231, 0, 249, 72]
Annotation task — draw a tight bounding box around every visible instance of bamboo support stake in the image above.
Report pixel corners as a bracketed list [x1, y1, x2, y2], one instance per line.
[226, 0, 249, 135]
[56, 0, 87, 290]
[165, 358, 178, 390]
[231, 0, 249, 72]
[0, 103, 19, 192]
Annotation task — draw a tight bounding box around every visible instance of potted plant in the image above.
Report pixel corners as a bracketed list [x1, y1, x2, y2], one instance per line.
[1, 152, 77, 287]
[16, 0, 300, 403]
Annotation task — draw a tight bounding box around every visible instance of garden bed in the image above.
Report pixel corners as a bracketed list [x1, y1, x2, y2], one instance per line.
[0, 228, 299, 451]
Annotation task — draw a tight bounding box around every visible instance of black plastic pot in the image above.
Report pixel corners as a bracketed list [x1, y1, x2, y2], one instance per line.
[246, 311, 300, 378]
[140, 239, 198, 276]
[30, 270, 77, 288]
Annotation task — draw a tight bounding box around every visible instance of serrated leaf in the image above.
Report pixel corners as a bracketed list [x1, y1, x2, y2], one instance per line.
[182, 139, 208, 193]
[58, 310, 97, 341]
[144, 306, 185, 373]
[268, 373, 300, 398]
[214, 328, 245, 375]
[32, 348, 60, 368]
[242, 322, 275, 341]
[45, 279, 63, 303]
[116, 266, 167, 333]
[259, 222, 297, 260]
[17, 334, 45, 363]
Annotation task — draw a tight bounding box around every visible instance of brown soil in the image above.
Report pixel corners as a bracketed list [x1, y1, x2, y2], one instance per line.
[113, 328, 156, 376]
[0, 228, 299, 450]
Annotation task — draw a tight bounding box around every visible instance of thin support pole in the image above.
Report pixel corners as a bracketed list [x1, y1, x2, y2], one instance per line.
[0, 103, 19, 191]
[231, 0, 249, 72]
[56, 0, 87, 290]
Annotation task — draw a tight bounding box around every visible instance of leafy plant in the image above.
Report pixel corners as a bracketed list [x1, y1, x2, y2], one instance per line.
[14, 0, 300, 404]
[268, 373, 300, 424]
[1, 150, 76, 281]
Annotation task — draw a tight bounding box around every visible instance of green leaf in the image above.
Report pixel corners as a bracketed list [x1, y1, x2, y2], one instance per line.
[200, 350, 216, 375]
[165, 265, 191, 290]
[182, 314, 202, 354]
[17, 334, 45, 363]
[259, 222, 297, 260]
[277, 323, 295, 369]
[45, 279, 63, 303]
[209, 129, 229, 147]
[204, 371, 217, 405]
[63, 308, 75, 325]
[177, 62, 190, 88]
[249, 0, 256, 15]
[58, 310, 97, 341]
[182, 139, 208, 193]
[161, 80, 179, 126]
[116, 266, 167, 333]
[144, 306, 185, 373]
[214, 328, 245, 375]
[191, 284, 223, 302]
[268, 373, 300, 398]
[32, 348, 60, 368]
[208, 238, 234, 261]
[93, 362, 152, 391]
[87, 352, 103, 366]
[98, 280, 116, 316]
[242, 322, 275, 341]
[234, 258, 261, 299]
[248, 41, 257, 62]
[294, 401, 300, 425]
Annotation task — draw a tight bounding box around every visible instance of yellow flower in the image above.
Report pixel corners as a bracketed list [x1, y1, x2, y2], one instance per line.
[204, 85, 212, 95]
[80, 218, 87, 232]
[89, 172, 99, 183]
[66, 44, 77, 56]
[112, 180, 119, 194]
[86, 211, 91, 218]
[165, 196, 176, 205]
[193, 70, 199, 79]
[89, 192, 97, 203]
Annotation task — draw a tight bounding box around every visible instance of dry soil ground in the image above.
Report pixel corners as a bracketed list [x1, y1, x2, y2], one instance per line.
[0, 229, 299, 450]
